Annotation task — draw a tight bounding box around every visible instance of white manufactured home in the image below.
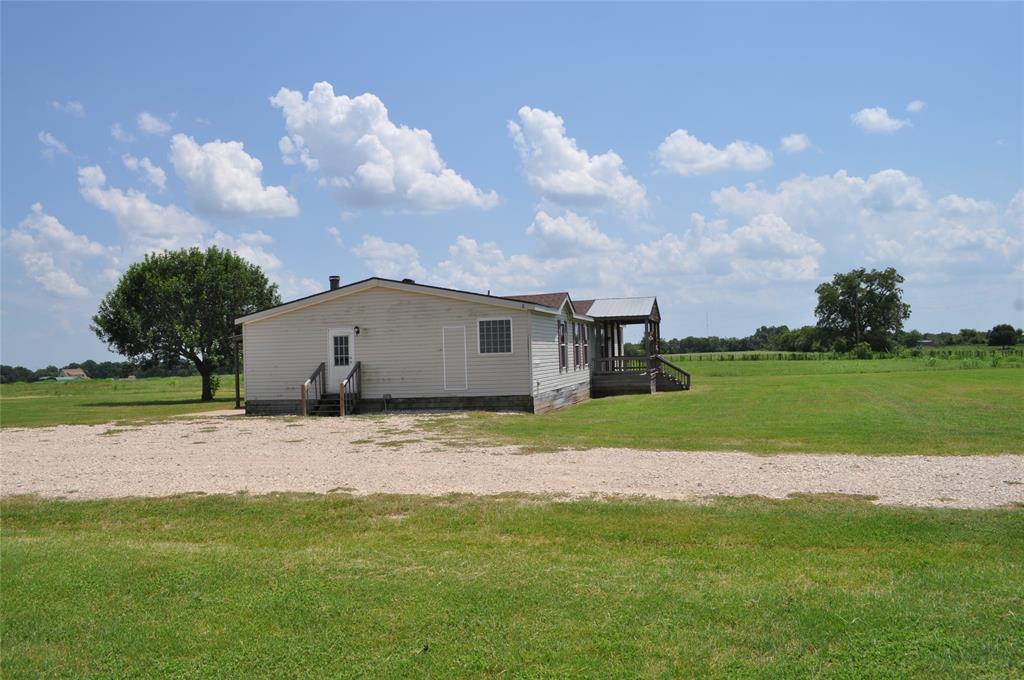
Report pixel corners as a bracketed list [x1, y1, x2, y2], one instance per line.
[235, 276, 690, 416]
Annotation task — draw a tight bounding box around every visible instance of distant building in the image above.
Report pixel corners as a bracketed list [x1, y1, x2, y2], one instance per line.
[57, 367, 88, 380]
[916, 340, 936, 347]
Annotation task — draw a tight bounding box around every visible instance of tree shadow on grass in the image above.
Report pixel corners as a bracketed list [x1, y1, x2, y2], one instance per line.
[80, 399, 235, 407]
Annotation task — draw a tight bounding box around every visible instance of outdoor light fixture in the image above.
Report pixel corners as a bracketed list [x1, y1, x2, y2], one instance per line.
[354, 326, 360, 335]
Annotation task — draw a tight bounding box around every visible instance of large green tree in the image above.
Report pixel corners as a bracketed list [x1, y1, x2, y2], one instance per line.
[987, 324, 1019, 347]
[92, 247, 280, 401]
[814, 267, 911, 351]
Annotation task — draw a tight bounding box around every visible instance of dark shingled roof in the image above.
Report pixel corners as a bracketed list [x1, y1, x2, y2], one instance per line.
[502, 292, 571, 310]
[574, 299, 595, 315]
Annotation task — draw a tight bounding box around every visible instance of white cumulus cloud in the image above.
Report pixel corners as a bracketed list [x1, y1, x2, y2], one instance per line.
[137, 111, 171, 135]
[434, 236, 560, 292]
[169, 134, 299, 217]
[18, 252, 90, 297]
[78, 164, 208, 252]
[937, 194, 996, 216]
[271, 81, 497, 213]
[780, 133, 812, 154]
[352, 235, 427, 280]
[711, 169, 1020, 275]
[122, 154, 167, 192]
[632, 213, 824, 285]
[210, 231, 283, 272]
[38, 131, 71, 158]
[413, 209, 824, 303]
[509, 106, 648, 216]
[240, 230, 273, 245]
[326, 226, 344, 247]
[11, 203, 109, 257]
[111, 123, 135, 142]
[851, 107, 909, 133]
[906, 100, 927, 113]
[50, 100, 85, 117]
[4, 204, 117, 298]
[527, 210, 617, 255]
[657, 129, 772, 176]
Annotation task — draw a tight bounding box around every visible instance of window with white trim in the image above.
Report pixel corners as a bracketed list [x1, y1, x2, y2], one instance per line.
[582, 324, 589, 367]
[557, 320, 567, 371]
[478, 318, 512, 354]
[573, 322, 581, 370]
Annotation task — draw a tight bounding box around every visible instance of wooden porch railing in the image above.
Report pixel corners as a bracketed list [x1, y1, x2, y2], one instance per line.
[593, 355, 650, 374]
[300, 362, 326, 416]
[339, 361, 361, 416]
[655, 354, 691, 389]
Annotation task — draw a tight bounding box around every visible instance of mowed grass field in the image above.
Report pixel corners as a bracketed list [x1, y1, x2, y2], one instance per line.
[2, 358, 1021, 455]
[426, 357, 1024, 455]
[3, 493, 1022, 679]
[0, 375, 239, 428]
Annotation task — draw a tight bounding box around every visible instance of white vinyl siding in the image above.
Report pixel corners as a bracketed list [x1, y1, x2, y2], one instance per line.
[243, 286, 532, 401]
[529, 308, 592, 395]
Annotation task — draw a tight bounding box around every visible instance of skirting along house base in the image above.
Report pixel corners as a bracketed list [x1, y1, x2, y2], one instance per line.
[235, 277, 689, 416]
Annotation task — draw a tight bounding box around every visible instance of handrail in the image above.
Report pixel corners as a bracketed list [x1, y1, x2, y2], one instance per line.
[593, 355, 650, 374]
[300, 362, 326, 416]
[655, 354, 691, 389]
[339, 361, 361, 416]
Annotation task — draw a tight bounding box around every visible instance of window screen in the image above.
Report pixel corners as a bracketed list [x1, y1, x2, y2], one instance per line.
[333, 335, 350, 366]
[479, 319, 512, 354]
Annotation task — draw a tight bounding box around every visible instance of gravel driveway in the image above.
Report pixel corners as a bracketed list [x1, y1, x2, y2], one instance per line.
[2, 412, 1022, 508]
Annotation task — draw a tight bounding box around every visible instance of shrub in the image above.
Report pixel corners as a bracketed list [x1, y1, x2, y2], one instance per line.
[850, 342, 873, 360]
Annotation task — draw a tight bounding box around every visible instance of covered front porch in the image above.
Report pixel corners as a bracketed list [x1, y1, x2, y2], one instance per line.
[576, 297, 691, 397]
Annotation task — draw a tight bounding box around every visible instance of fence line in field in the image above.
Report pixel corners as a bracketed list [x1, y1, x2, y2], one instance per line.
[666, 348, 1024, 362]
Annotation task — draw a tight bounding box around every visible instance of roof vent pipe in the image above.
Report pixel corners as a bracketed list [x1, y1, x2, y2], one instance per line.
[329, 275, 340, 290]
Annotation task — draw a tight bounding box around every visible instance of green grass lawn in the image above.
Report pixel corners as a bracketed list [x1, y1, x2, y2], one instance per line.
[2, 493, 1021, 678]
[0, 375, 240, 428]
[425, 359, 1024, 455]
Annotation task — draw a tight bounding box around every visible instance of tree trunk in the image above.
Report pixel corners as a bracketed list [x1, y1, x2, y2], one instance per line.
[200, 370, 214, 402]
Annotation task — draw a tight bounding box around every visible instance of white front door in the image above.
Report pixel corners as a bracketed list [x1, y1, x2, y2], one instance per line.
[442, 326, 467, 391]
[327, 328, 355, 391]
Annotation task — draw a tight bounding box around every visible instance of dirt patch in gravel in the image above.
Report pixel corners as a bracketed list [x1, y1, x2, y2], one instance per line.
[2, 412, 1022, 508]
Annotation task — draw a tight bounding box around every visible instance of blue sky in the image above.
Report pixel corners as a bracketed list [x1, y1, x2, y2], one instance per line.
[2, 2, 1022, 367]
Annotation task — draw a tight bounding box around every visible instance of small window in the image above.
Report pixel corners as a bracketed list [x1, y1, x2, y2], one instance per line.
[333, 335, 350, 366]
[558, 320, 567, 371]
[573, 323, 581, 370]
[479, 319, 512, 354]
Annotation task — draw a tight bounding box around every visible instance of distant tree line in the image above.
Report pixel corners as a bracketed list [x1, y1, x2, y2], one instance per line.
[627, 323, 1023, 357]
[628, 268, 1021, 356]
[0, 360, 199, 384]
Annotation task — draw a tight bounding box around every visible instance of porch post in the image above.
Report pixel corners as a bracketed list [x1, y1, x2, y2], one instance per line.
[234, 334, 241, 409]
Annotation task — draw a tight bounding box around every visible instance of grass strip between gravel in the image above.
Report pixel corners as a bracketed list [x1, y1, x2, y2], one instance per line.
[2, 493, 1022, 678]
[0, 375, 238, 428]
[421, 363, 1024, 455]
